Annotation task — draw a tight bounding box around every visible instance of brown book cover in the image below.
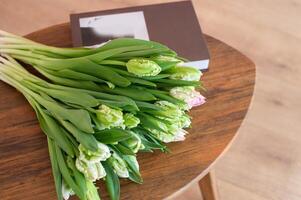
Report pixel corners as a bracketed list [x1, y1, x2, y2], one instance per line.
[70, 1, 209, 70]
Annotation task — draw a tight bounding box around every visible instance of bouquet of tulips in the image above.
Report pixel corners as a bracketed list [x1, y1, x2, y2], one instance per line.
[0, 30, 206, 200]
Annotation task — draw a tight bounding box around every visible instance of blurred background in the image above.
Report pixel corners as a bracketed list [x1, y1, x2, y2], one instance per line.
[1, 0, 300, 199]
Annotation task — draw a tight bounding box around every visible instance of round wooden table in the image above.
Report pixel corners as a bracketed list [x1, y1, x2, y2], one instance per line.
[0, 23, 255, 200]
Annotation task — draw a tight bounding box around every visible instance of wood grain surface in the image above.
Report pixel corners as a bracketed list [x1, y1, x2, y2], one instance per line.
[0, 23, 255, 199]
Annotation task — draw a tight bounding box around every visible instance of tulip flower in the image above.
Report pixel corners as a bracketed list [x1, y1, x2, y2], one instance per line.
[154, 100, 183, 118]
[147, 101, 191, 129]
[75, 159, 106, 181]
[147, 125, 189, 143]
[126, 58, 161, 77]
[96, 105, 124, 129]
[147, 128, 175, 143]
[108, 152, 129, 178]
[172, 129, 188, 142]
[168, 66, 202, 81]
[170, 86, 206, 109]
[123, 113, 140, 128]
[179, 114, 191, 128]
[78, 142, 111, 163]
[122, 132, 142, 153]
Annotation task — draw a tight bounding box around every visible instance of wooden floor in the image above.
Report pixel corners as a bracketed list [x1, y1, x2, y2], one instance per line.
[1, 0, 301, 199]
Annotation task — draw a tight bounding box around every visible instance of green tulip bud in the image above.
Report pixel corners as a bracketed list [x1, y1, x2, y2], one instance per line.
[172, 128, 188, 142]
[147, 128, 175, 143]
[78, 142, 111, 163]
[123, 113, 140, 129]
[96, 105, 124, 129]
[126, 58, 161, 77]
[108, 152, 129, 178]
[123, 132, 142, 153]
[179, 114, 191, 128]
[76, 159, 106, 181]
[148, 127, 188, 143]
[154, 101, 183, 118]
[62, 179, 74, 200]
[170, 86, 206, 109]
[168, 66, 202, 81]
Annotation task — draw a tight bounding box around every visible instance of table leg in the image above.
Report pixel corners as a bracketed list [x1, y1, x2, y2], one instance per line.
[198, 171, 218, 200]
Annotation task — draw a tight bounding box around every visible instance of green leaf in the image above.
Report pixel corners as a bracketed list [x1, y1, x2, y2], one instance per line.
[60, 120, 99, 152]
[129, 170, 142, 184]
[94, 128, 132, 144]
[114, 143, 135, 155]
[103, 161, 120, 200]
[141, 74, 170, 80]
[96, 38, 171, 52]
[36, 67, 103, 91]
[133, 128, 167, 151]
[140, 136, 165, 150]
[17, 55, 131, 87]
[47, 138, 63, 200]
[112, 48, 171, 59]
[105, 67, 135, 77]
[33, 93, 94, 133]
[158, 61, 180, 71]
[36, 107, 74, 157]
[84, 45, 152, 62]
[54, 69, 114, 88]
[137, 113, 168, 132]
[153, 79, 200, 87]
[99, 86, 156, 101]
[86, 181, 101, 200]
[55, 143, 86, 200]
[98, 60, 126, 66]
[125, 76, 156, 87]
[97, 99, 138, 112]
[66, 157, 87, 194]
[135, 101, 163, 111]
[22, 80, 99, 107]
[66, 59, 130, 87]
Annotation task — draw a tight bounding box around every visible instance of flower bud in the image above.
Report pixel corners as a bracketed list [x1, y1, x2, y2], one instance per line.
[147, 128, 174, 143]
[96, 105, 124, 129]
[123, 113, 140, 128]
[76, 158, 106, 181]
[153, 101, 183, 118]
[148, 127, 188, 143]
[168, 66, 202, 81]
[170, 86, 206, 109]
[126, 58, 161, 77]
[179, 114, 191, 128]
[172, 129, 188, 142]
[62, 179, 74, 200]
[78, 142, 111, 163]
[108, 152, 129, 178]
[123, 132, 142, 153]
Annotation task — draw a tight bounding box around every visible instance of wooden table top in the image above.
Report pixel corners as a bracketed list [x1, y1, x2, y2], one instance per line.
[0, 23, 255, 200]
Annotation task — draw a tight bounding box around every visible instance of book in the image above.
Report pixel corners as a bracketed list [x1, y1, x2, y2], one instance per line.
[70, 0, 210, 70]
